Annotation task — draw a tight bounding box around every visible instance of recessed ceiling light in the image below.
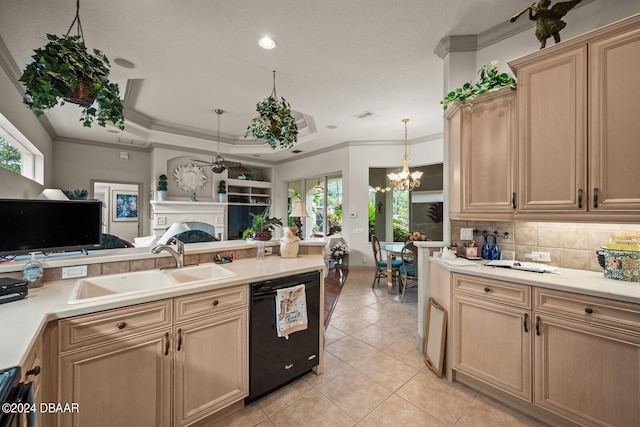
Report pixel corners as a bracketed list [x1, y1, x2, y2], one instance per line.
[113, 58, 136, 69]
[326, 125, 337, 130]
[258, 36, 277, 50]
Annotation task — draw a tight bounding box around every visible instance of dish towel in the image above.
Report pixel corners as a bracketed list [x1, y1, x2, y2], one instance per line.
[275, 284, 308, 339]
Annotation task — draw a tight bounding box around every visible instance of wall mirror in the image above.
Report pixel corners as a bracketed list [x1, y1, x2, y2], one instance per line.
[424, 297, 447, 378]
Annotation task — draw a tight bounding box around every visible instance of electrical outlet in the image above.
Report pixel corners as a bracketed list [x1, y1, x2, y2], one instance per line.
[264, 247, 273, 255]
[500, 250, 516, 260]
[529, 251, 551, 262]
[62, 265, 87, 279]
[362, 256, 367, 264]
[460, 228, 474, 240]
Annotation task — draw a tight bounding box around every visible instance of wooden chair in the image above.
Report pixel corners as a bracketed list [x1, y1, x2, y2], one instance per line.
[100, 233, 134, 249]
[371, 234, 401, 289]
[167, 229, 219, 244]
[399, 241, 418, 303]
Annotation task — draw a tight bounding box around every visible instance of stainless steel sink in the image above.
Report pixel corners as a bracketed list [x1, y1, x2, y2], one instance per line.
[67, 263, 237, 304]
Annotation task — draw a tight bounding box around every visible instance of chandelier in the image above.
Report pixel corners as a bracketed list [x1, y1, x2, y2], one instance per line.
[387, 118, 423, 191]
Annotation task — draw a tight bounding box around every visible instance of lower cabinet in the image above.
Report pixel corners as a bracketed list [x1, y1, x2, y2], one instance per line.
[57, 286, 248, 427]
[451, 273, 640, 427]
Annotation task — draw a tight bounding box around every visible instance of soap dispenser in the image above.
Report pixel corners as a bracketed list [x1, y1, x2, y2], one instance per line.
[23, 252, 44, 288]
[490, 233, 500, 260]
[482, 234, 490, 259]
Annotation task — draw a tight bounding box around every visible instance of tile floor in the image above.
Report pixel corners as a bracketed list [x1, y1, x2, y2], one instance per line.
[211, 268, 549, 427]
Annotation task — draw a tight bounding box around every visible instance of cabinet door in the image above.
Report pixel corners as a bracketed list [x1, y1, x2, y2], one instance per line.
[517, 46, 587, 211]
[59, 329, 171, 427]
[452, 295, 532, 401]
[174, 308, 248, 427]
[461, 89, 517, 216]
[534, 313, 640, 426]
[589, 27, 640, 211]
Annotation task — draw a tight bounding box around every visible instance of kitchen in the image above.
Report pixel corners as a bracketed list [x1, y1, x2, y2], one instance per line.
[2, 1, 640, 426]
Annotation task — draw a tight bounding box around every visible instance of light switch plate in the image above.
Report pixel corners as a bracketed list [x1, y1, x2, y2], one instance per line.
[62, 265, 87, 279]
[500, 250, 516, 260]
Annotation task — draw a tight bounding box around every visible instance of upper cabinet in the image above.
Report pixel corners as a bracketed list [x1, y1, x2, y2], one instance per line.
[447, 14, 640, 222]
[447, 87, 517, 220]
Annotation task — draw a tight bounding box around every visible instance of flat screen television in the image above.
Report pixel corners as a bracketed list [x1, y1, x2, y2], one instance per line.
[227, 204, 267, 240]
[0, 199, 102, 256]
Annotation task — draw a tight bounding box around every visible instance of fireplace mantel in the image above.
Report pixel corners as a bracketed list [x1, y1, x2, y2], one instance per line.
[151, 200, 227, 240]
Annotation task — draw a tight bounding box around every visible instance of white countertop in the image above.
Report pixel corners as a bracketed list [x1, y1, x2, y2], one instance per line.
[431, 257, 640, 304]
[0, 254, 324, 369]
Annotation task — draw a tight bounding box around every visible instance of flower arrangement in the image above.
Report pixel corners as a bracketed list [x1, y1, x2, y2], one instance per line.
[330, 243, 349, 263]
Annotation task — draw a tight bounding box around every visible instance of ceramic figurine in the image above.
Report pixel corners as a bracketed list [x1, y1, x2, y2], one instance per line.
[280, 226, 301, 258]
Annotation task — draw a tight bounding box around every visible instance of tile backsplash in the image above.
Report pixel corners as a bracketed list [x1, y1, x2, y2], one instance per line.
[451, 220, 640, 272]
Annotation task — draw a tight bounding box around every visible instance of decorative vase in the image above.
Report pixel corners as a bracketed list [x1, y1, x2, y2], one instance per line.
[482, 235, 490, 259]
[490, 235, 500, 260]
[218, 193, 225, 203]
[157, 190, 166, 201]
[280, 240, 299, 258]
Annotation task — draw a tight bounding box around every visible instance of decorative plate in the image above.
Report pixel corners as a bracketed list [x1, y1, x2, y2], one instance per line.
[173, 163, 207, 193]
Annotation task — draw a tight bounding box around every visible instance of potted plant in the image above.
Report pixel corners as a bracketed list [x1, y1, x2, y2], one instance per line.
[441, 60, 516, 110]
[19, 33, 125, 130]
[218, 180, 226, 203]
[156, 174, 168, 201]
[245, 71, 298, 150]
[242, 206, 282, 241]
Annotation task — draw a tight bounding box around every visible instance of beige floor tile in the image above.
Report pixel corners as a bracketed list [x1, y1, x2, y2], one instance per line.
[325, 325, 348, 345]
[269, 390, 355, 427]
[325, 336, 380, 365]
[397, 371, 476, 425]
[318, 369, 392, 421]
[252, 419, 276, 427]
[374, 316, 417, 337]
[456, 395, 549, 427]
[329, 316, 371, 334]
[209, 403, 267, 427]
[256, 377, 314, 417]
[351, 324, 401, 350]
[351, 351, 421, 391]
[381, 336, 426, 369]
[360, 394, 446, 427]
[346, 306, 389, 323]
[305, 352, 352, 388]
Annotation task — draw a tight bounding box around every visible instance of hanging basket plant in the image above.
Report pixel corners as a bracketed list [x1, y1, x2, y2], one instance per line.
[245, 71, 298, 150]
[18, 0, 125, 130]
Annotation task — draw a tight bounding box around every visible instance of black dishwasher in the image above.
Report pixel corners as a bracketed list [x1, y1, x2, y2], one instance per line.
[246, 271, 320, 402]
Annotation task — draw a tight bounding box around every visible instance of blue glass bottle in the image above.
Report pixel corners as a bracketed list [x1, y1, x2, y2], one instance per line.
[482, 235, 490, 259]
[490, 234, 500, 260]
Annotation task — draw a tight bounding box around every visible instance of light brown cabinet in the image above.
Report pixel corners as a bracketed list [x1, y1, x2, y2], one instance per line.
[56, 286, 248, 427]
[447, 88, 517, 220]
[449, 271, 640, 426]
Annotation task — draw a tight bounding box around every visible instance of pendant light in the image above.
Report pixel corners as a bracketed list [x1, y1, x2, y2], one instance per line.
[387, 118, 423, 191]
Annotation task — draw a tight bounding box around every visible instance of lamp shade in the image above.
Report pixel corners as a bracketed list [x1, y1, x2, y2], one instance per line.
[291, 201, 310, 217]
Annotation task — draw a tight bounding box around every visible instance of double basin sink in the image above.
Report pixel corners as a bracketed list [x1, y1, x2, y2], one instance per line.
[67, 264, 237, 305]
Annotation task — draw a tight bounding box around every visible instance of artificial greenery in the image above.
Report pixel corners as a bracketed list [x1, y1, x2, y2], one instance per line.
[218, 180, 226, 194]
[441, 60, 516, 110]
[62, 188, 89, 200]
[242, 206, 283, 239]
[245, 95, 298, 150]
[19, 34, 125, 130]
[157, 174, 168, 191]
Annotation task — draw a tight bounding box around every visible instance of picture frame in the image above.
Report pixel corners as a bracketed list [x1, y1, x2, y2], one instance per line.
[112, 191, 138, 222]
[424, 297, 447, 378]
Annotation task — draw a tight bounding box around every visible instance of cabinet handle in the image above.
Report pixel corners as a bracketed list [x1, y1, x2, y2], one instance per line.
[164, 332, 170, 356]
[578, 189, 583, 209]
[116, 322, 127, 330]
[212, 300, 219, 306]
[585, 307, 593, 314]
[26, 366, 41, 377]
[523, 313, 529, 333]
[535, 316, 541, 336]
[484, 287, 490, 293]
[512, 192, 517, 209]
[177, 329, 183, 351]
[593, 188, 599, 208]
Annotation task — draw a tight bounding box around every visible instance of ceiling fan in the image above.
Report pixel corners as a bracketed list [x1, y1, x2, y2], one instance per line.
[192, 109, 245, 173]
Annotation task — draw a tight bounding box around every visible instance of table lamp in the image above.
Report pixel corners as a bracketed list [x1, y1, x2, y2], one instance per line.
[290, 201, 310, 239]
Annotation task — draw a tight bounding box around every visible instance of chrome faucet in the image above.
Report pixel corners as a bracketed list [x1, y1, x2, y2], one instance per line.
[151, 240, 185, 268]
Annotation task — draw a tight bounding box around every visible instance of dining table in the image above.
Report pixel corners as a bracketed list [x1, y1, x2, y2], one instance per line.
[380, 243, 405, 294]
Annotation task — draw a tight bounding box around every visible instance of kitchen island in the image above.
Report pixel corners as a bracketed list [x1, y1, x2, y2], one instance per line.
[0, 242, 325, 427]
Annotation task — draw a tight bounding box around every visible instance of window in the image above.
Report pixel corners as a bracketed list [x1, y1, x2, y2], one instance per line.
[0, 113, 44, 183]
[369, 164, 443, 242]
[288, 174, 342, 238]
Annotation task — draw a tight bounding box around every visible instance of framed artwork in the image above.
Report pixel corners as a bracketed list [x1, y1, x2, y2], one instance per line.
[112, 191, 138, 221]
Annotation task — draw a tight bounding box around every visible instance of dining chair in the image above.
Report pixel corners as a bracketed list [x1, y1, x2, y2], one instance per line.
[99, 233, 134, 249]
[399, 241, 418, 303]
[167, 229, 219, 244]
[371, 234, 401, 289]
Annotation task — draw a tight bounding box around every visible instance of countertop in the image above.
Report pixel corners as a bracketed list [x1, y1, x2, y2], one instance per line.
[0, 254, 324, 369]
[430, 257, 640, 304]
